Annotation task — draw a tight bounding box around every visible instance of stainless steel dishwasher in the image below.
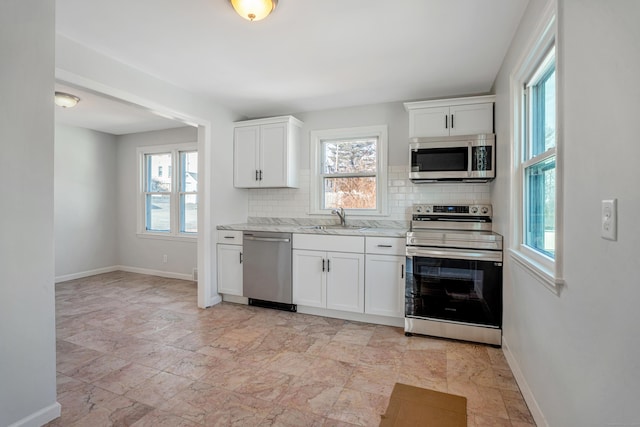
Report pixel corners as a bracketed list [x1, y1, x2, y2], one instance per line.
[242, 231, 295, 311]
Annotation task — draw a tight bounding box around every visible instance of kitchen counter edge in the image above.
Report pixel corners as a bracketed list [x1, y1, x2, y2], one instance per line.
[217, 224, 407, 238]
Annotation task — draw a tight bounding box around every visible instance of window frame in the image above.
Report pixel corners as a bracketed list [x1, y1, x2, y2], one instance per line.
[509, 1, 564, 294]
[137, 143, 198, 241]
[310, 125, 388, 216]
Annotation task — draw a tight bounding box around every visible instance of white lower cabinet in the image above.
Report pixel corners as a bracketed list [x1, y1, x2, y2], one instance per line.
[326, 252, 365, 313]
[365, 254, 405, 318]
[216, 244, 243, 296]
[291, 249, 325, 308]
[292, 249, 364, 313]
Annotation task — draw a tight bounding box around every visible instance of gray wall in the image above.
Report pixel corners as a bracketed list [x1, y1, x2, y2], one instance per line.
[492, 0, 640, 425]
[116, 127, 199, 278]
[56, 36, 247, 306]
[0, 0, 59, 425]
[55, 125, 118, 279]
[294, 101, 410, 167]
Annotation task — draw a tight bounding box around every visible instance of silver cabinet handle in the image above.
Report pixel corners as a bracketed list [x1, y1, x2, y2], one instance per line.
[401, 264, 404, 279]
[445, 115, 448, 129]
[255, 170, 259, 181]
[239, 252, 243, 264]
[451, 114, 454, 128]
[224, 236, 235, 239]
[377, 244, 392, 248]
[322, 259, 325, 272]
[327, 259, 330, 272]
[259, 170, 263, 181]
[244, 236, 290, 243]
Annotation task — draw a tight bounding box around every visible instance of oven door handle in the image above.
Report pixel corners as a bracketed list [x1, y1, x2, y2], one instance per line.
[406, 246, 502, 262]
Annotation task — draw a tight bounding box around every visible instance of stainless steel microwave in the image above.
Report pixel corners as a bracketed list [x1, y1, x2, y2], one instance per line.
[409, 134, 495, 183]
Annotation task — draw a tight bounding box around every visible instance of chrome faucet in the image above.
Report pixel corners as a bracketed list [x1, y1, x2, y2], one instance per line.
[331, 207, 346, 227]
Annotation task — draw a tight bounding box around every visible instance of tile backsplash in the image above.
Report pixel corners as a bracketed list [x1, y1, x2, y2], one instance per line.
[248, 166, 491, 221]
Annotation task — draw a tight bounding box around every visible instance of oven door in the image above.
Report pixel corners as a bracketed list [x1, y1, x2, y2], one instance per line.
[405, 247, 502, 328]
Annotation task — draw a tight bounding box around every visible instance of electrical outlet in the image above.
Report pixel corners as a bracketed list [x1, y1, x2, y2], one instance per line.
[162, 254, 168, 263]
[601, 199, 617, 241]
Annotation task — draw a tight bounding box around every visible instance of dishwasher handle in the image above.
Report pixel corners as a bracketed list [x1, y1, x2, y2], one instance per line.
[244, 236, 291, 243]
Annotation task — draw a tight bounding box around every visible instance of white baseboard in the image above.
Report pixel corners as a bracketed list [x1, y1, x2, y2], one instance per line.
[114, 265, 194, 281]
[221, 294, 248, 305]
[297, 305, 404, 328]
[502, 336, 548, 427]
[55, 265, 196, 283]
[55, 266, 119, 283]
[209, 294, 223, 306]
[8, 402, 61, 427]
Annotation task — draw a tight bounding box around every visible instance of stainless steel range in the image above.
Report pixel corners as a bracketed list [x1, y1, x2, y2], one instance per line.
[405, 203, 503, 346]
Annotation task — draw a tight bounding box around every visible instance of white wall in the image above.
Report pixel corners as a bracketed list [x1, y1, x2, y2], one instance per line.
[55, 125, 118, 280]
[116, 127, 199, 278]
[0, 0, 60, 425]
[248, 102, 491, 220]
[492, 1, 640, 426]
[56, 35, 247, 307]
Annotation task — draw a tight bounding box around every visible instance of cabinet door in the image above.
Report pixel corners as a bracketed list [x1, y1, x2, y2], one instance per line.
[326, 252, 365, 313]
[409, 106, 450, 137]
[217, 244, 243, 296]
[260, 122, 288, 187]
[234, 125, 260, 188]
[449, 103, 494, 136]
[365, 255, 404, 318]
[292, 250, 325, 308]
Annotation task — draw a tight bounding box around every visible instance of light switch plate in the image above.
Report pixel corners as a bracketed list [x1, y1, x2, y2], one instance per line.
[601, 199, 617, 241]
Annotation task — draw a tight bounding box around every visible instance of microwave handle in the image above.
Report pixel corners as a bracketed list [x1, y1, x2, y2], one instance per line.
[467, 142, 472, 177]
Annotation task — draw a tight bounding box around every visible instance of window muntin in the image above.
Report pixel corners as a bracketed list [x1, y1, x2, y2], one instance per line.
[138, 145, 197, 238]
[522, 47, 556, 259]
[311, 126, 387, 215]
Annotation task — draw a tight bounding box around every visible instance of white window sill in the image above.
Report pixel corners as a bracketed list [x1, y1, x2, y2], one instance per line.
[508, 248, 564, 296]
[137, 232, 197, 243]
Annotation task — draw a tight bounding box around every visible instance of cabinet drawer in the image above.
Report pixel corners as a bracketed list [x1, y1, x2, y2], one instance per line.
[217, 230, 243, 245]
[293, 234, 364, 253]
[365, 237, 405, 255]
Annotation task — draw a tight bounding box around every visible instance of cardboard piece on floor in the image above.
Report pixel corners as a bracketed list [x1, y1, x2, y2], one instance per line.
[380, 383, 467, 427]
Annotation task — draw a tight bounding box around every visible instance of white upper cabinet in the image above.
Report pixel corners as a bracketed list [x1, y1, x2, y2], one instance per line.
[404, 95, 495, 138]
[233, 115, 303, 188]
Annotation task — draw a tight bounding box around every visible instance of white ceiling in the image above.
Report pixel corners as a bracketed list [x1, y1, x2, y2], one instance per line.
[55, 0, 528, 133]
[54, 83, 189, 135]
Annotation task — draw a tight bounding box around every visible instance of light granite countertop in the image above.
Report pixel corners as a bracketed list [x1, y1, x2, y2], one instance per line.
[217, 217, 408, 238]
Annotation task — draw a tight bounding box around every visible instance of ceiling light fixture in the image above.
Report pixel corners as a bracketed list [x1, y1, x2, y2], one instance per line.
[54, 92, 80, 108]
[229, 0, 277, 22]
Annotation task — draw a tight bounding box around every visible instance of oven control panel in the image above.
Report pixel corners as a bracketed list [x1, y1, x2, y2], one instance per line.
[412, 204, 492, 217]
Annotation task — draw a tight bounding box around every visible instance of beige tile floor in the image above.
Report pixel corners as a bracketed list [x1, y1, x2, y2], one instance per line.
[47, 271, 535, 426]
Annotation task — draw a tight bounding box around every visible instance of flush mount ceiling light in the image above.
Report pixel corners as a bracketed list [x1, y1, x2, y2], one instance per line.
[229, 0, 277, 21]
[54, 91, 80, 108]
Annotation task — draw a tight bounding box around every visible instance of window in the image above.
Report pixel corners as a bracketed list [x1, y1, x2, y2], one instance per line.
[310, 125, 387, 215]
[138, 144, 197, 238]
[523, 47, 556, 258]
[511, 3, 563, 292]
